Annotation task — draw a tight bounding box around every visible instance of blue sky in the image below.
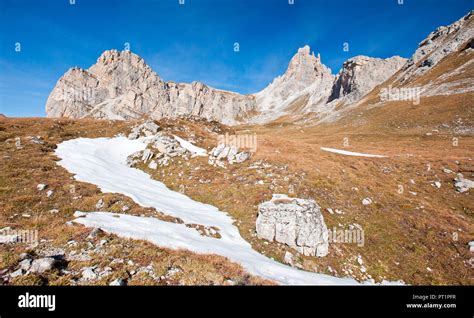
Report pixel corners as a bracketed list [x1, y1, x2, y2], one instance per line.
[0, 0, 471, 117]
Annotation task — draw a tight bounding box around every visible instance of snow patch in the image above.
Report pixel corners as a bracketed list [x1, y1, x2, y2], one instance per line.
[173, 135, 207, 156]
[56, 136, 401, 285]
[320, 147, 388, 158]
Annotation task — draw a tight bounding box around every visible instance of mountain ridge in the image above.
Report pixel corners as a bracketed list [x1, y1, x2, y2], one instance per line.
[45, 11, 473, 125]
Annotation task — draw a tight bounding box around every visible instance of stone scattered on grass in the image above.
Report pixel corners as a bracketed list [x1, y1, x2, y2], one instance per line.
[30, 257, 57, 274]
[454, 173, 474, 193]
[81, 267, 98, 280]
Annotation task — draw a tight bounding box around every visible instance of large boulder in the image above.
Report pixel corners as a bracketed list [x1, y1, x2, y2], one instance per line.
[256, 194, 329, 257]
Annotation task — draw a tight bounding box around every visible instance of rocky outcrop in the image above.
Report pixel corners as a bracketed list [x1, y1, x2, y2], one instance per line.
[329, 56, 407, 103]
[256, 194, 329, 257]
[46, 50, 256, 125]
[127, 120, 160, 139]
[208, 143, 250, 168]
[166, 81, 256, 125]
[398, 11, 474, 83]
[126, 121, 193, 169]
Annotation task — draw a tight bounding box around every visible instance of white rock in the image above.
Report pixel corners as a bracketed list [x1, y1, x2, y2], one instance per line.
[283, 251, 294, 266]
[362, 198, 373, 205]
[256, 194, 329, 257]
[217, 146, 230, 160]
[37, 184, 47, 191]
[212, 144, 226, 157]
[148, 160, 158, 170]
[10, 268, 24, 278]
[95, 198, 105, 210]
[235, 152, 250, 163]
[19, 259, 31, 271]
[227, 146, 239, 162]
[154, 141, 167, 154]
[454, 174, 474, 193]
[141, 149, 153, 163]
[81, 267, 98, 280]
[357, 255, 363, 265]
[30, 258, 56, 273]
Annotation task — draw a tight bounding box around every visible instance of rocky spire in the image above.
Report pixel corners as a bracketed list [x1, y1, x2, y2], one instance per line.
[285, 45, 332, 85]
[252, 45, 335, 123]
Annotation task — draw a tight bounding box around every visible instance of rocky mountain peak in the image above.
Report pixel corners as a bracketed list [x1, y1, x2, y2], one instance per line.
[89, 49, 161, 85]
[46, 50, 256, 124]
[94, 50, 147, 70]
[251, 45, 335, 123]
[285, 45, 330, 85]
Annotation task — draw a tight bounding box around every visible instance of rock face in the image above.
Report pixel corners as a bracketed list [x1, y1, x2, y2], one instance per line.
[252, 46, 335, 123]
[398, 11, 474, 84]
[329, 55, 407, 104]
[256, 194, 329, 257]
[46, 50, 167, 120]
[165, 81, 256, 125]
[46, 50, 256, 125]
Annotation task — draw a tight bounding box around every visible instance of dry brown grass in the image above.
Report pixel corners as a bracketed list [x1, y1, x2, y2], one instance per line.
[0, 117, 271, 285]
[139, 113, 473, 285]
[1, 107, 472, 285]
